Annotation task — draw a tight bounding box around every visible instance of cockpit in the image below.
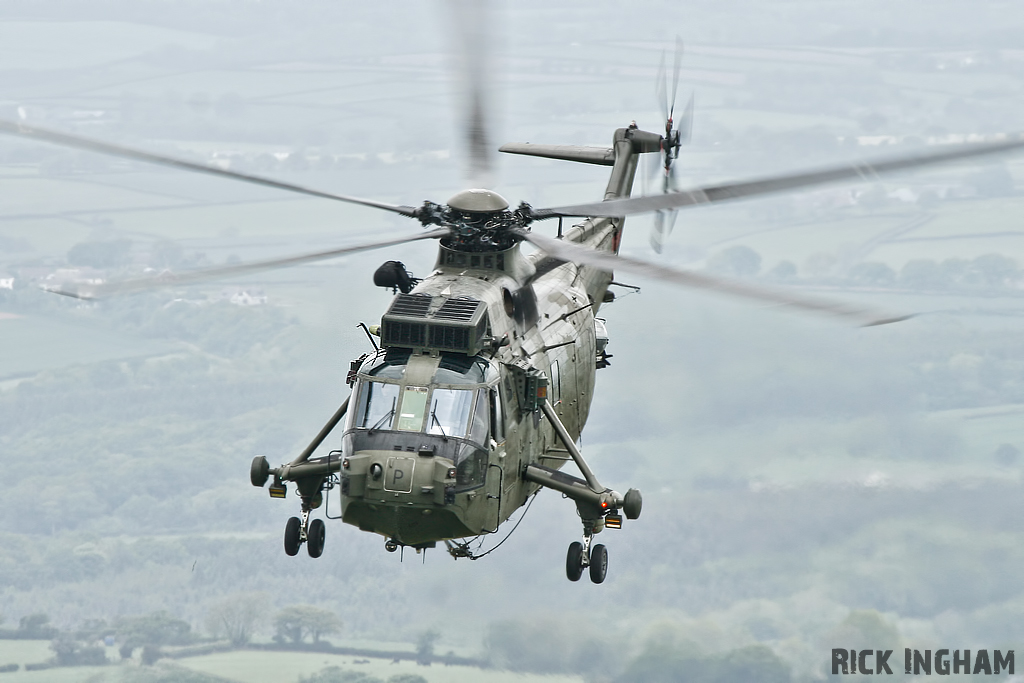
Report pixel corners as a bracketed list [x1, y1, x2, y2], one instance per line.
[344, 350, 503, 490]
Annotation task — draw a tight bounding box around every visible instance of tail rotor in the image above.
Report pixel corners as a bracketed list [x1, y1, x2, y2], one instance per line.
[650, 36, 693, 254]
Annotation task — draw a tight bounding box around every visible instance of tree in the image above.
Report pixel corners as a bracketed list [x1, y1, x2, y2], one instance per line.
[616, 639, 791, 683]
[18, 613, 58, 638]
[50, 633, 107, 666]
[968, 165, 1015, 197]
[67, 239, 133, 269]
[967, 253, 1020, 288]
[707, 246, 762, 277]
[415, 629, 440, 665]
[273, 605, 342, 644]
[848, 262, 896, 287]
[115, 611, 194, 659]
[205, 593, 268, 646]
[825, 609, 902, 653]
[300, 667, 383, 683]
[899, 259, 945, 290]
[765, 260, 797, 282]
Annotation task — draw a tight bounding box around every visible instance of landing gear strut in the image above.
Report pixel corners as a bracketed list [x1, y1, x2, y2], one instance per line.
[521, 400, 642, 584]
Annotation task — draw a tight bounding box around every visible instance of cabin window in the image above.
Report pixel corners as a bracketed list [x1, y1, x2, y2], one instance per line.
[550, 360, 561, 403]
[490, 387, 504, 443]
[356, 381, 400, 430]
[396, 386, 429, 431]
[428, 388, 475, 437]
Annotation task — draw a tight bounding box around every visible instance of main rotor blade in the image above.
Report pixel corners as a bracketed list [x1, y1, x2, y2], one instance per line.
[534, 135, 1024, 219]
[514, 228, 909, 327]
[0, 119, 418, 217]
[448, 0, 496, 188]
[48, 228, 450, 299]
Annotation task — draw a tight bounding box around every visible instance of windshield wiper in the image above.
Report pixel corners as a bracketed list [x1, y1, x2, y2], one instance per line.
[430, 400, 448, 441]
[368, 397, 396, 433]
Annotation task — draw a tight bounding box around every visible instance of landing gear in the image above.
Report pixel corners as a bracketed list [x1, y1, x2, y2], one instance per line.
[283, 511, 326, 558]
[566, 541, 585, 581]
[284, 517, 301, 556]
[307, 518, 326, 558]
[385, 539, 399, 553]
[589, 543, 608, 584]
[565, 533, 608, 583]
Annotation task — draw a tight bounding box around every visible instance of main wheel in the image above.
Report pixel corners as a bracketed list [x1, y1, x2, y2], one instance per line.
[565, 541, 584, 582]
[307, 518, 326, 558]
[589, 544, 608, 584]
[284, 517, 302, 556]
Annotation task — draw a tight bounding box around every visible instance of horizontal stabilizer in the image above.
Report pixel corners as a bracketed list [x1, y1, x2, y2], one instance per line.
[499, 143, 615, 166]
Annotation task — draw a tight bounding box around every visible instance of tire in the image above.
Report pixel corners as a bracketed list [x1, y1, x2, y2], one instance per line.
[284, 517, 302, 556]
[307, 518, 326, 558]
[565, 541, 584, 582]
[589, 544, 608, 584]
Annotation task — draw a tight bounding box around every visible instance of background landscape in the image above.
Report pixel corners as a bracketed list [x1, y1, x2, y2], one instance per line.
[2, 1, 1024, 681]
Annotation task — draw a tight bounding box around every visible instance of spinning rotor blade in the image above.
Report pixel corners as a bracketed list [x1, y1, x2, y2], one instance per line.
[48, 228, 450, 299]
[0, 119, 417, 217]
[655, 52, 669, 123]
[514, 228, 909, 327]
[535, 135, 1024, 219]
[669, 36, 684, 121]
[448, 0, 496, 188]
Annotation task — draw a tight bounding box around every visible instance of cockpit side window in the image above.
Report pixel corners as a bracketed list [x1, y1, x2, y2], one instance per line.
[469, 389, 489, 446]
[428, 388, 475, 437]
[356, 381, 400, 430]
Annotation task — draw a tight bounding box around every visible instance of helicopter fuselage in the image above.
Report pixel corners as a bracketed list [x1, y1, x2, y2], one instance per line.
[339, 218, 618, 546]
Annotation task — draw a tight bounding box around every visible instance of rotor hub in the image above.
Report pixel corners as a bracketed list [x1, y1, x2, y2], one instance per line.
[446, 188, 510, 213]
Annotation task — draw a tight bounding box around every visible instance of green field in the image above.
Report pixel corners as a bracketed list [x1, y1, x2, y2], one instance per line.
[0, 644, 582, 683]
[179, 650, 581, 683]
[0, 314, 174, 381]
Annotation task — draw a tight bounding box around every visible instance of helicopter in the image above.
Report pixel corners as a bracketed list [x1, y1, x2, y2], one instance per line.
[3, 31, 1023, 584]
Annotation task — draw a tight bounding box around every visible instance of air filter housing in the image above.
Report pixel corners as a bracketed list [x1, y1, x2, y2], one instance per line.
[380, 294, 489, 355]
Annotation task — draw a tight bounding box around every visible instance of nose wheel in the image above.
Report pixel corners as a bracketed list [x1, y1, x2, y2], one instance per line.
[282, 508, 326, 558]
[565, 534, 608, 583]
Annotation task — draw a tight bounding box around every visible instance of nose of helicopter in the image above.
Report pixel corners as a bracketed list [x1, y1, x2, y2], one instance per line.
[339, 446, 480, 546]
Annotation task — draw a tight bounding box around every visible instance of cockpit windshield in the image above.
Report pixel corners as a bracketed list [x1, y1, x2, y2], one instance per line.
[352, 352, 493, 443]
[355, 381, 399, 429]
[428, 388, 475, 437]
[353, 380, 487, 444]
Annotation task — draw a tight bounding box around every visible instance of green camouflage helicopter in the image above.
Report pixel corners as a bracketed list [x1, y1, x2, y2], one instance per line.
[4, 30, 1022, 584]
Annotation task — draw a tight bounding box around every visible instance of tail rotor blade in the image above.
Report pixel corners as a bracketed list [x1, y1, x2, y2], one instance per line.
[655, 50, 669, 123]
[669, 36, 684, 120]
[678, 93, 695, 145]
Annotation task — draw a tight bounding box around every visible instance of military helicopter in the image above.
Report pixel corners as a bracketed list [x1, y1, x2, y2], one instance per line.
[3, 29, 1023, 584]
